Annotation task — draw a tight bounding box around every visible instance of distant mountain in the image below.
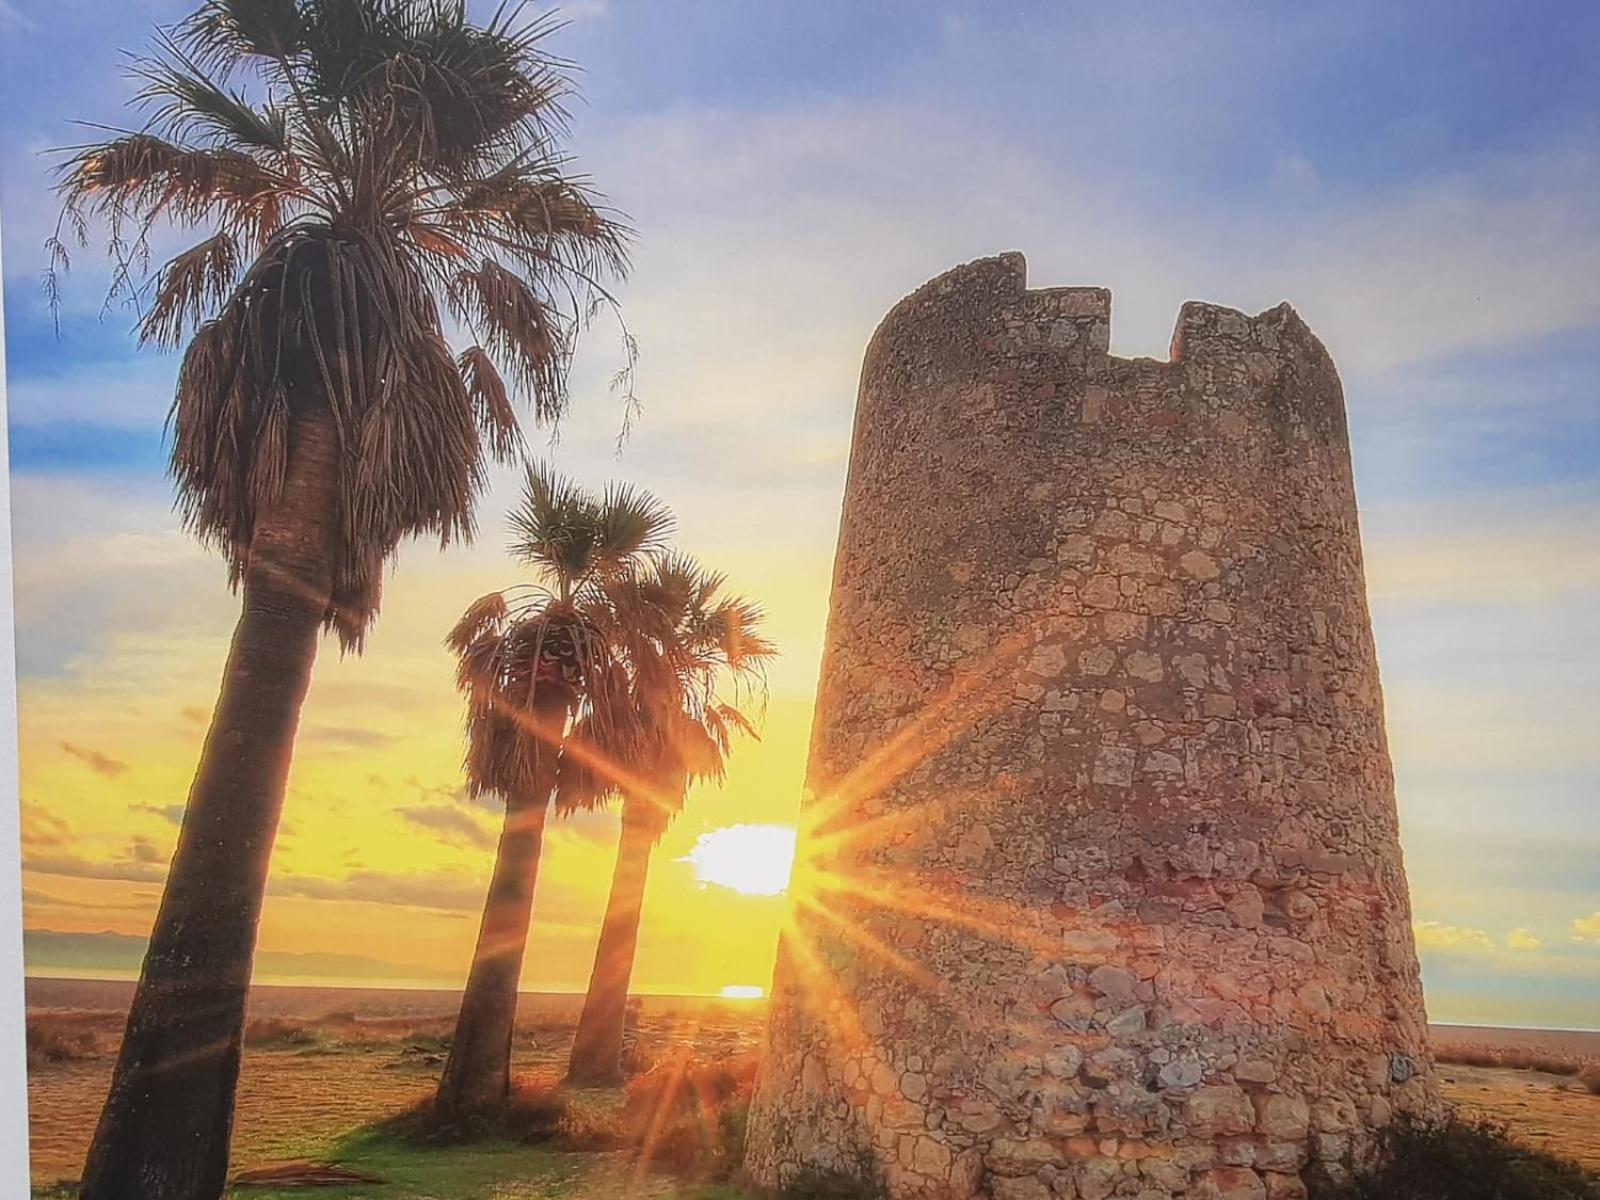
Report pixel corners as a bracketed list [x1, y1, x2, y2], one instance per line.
[23, 929, 457, 983]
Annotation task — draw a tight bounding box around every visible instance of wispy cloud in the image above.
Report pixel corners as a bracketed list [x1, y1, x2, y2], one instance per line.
[300, 725, 397, 751]
[397, 804, 495, 850]
[26, 852, 164, 884]
[0, 0, 34, 34]
[59, 740, 128, 778]
[18, 800, 68, 849]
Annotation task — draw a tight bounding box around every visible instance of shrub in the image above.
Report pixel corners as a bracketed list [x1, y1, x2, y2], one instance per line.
[622, 1051, 759, 1182]
[383, 1080, 571, 1146]
[1307, 1116, 1600, 1200]
[243, 1016, 323, 1049]
[25, 1017, 101, 1069]
[1579, 1064, 1600, 1096]
[1433, 1042, 1586, 1077]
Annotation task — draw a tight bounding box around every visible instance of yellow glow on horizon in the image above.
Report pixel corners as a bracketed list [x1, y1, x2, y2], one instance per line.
[679, 824, 797, 896]
[719, 984, 764, 1000]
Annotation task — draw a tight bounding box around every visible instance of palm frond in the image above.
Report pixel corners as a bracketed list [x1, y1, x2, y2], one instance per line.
[132, 35, 290, 153]
[457, 344, 520, 463]
[50, 0, 631, 649]
[446, 258, 566, 423]
[507, 461, 590, 587]
[55, 134, 294, 247]
[180, 0, 305, 69]
[593, 481, 674, 567]
[447, 590, 509, 656]
[140, 231, 242, 347]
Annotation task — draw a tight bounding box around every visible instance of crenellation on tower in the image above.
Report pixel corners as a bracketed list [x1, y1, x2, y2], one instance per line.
[747, 253, 1438, 1200]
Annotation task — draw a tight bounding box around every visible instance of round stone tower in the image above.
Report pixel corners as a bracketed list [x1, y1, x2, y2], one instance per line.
[744, 254, 1437, 1200]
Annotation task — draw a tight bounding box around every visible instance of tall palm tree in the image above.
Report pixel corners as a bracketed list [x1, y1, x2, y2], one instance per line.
[53, 5, 628, 1196]
[435, 466, 670, 1120]
[564, 556, 775, 1086]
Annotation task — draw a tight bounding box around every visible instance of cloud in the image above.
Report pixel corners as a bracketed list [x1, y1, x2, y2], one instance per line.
[1413, 920, 1497, 956]
[18, 799, 68, 849]
[23, 885, 158, 912]
[1365, 492, 1600, 606]
[299, 725, 397, 751]
[22, 928, 459, 982]
[1504, 928, 1543, 952]
[584, 102, 1600, 419]
[60, 740, 129, 777]
[125, 837, 167, 866]
[25, 852, 165, 884]
[132, 802, 185, 826]
[558, 0, 609, 21]
[1574, 912, 1600, 941]
[552, 806, 621, 847]
[397, 804, 495, 850]
[270, 869, 487, 914]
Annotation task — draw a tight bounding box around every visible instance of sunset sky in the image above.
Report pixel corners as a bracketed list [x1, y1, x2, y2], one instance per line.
[2, 1, 1598, 1028]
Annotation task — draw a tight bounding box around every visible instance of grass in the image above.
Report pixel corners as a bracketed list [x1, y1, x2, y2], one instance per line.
[231, 1127, 596, 1198]
[31, 1129, 752, 1200]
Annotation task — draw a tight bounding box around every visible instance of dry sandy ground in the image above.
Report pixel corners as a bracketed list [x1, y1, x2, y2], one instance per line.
[1433, 1024, 1600, 1171]
[25, 980, 1600, 1187]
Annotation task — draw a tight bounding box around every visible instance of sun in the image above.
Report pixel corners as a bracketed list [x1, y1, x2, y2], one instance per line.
[719, 985, 765, 1000]
[679, 824, 797, 896]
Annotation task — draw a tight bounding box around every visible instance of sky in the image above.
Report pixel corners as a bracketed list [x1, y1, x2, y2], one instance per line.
[1, 0, 1598, 1028]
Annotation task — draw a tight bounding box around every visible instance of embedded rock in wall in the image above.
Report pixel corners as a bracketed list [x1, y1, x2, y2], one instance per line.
[743, 253, 1438, 1199]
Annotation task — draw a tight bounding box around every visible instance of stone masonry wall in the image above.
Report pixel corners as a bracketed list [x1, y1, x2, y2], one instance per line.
[744, 254, 1438, 1200]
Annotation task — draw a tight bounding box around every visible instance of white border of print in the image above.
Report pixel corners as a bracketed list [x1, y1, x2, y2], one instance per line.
[0, 204, 32, 1196]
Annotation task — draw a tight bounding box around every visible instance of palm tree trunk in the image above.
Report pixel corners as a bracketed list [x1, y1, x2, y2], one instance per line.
[434, 698, 566, 1121]
[79, 414, 340, 1200]
[566, 791, 662, 1086]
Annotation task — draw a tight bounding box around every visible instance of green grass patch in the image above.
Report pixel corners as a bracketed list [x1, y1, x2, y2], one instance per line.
[225, 1127, 587, 1199]
[33, 1135, 751, 1200]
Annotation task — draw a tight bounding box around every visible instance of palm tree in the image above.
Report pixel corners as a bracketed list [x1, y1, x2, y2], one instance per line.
[564, 556, 775, 1086]
[53, 5, 628, 1196]
[435, 466, 670, 1120]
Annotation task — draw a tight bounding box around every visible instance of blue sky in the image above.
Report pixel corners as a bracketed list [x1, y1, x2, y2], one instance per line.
[2, 1, 1598, 1026]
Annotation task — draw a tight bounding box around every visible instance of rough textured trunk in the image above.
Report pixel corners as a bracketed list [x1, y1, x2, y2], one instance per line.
[565, 789, 665, 1086]
[79, 414, 340, 1200]
[433, 701, 566, 1120]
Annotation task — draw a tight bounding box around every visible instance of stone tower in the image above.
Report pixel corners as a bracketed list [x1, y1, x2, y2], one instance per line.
[744, 254, 1437, 1200]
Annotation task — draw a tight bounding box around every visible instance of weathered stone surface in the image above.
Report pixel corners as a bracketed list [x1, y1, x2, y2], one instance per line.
[990, 1178, 1052, 1200]
[1184, 1086, 1256, 1138]
[1192, 1167, 1268, 1200]
[1254, 1094, 1311, 1141]
[743, 253, 1439, 1198]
